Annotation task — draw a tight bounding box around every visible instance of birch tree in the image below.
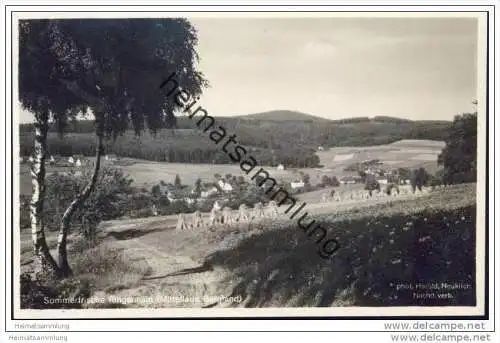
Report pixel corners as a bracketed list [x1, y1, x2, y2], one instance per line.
[19, 18, 207, 278]
[19, 20, 89, 279]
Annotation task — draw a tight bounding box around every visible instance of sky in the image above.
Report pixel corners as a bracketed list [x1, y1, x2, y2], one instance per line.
[18, 16, 479, 123]
[189, 17, 478, 121]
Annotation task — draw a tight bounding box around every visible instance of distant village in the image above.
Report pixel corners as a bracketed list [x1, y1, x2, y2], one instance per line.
[21, 152, 413, 210]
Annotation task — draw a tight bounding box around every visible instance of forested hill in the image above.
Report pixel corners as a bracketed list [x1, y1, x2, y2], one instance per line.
[19, 112, 451, 167]
[19, 111, 451, 147]
[238, 110, 331, 122]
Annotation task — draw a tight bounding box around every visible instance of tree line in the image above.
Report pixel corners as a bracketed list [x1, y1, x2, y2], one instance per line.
[20, 115, 451, 152]
[20, 130, 321, 168]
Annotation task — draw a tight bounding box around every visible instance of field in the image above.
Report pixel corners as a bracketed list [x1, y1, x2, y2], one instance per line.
[18, 139, 445, 196]
[18, 158, 297, 196]
[20, 183, 476, 308]
[316, 139, 445, 176]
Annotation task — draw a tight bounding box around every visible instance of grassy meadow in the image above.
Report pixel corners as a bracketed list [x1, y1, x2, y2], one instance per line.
[20, 183, 476, 308]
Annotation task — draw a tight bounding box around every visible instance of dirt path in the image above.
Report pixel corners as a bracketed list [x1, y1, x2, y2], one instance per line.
[97, 226, 236, 308]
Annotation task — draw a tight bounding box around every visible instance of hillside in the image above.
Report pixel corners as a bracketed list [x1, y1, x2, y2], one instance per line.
[313, 139, 445, 177]
[20, 183, 474, 309]
[19, 112, 451, 167]
[239, 110, 331, 122]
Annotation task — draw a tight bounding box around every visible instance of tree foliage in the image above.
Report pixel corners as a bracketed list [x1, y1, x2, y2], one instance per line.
[21, 19, 207, 136]
[320, 175, 340, 187]
[385, 183, 399, 196]
[410, 167, 430, 192]
[43, 167, 135, 240]
[437, 113, 477, 184]
[174, 174, 182, 188]
[364, 174, 380, 196]
[396, 168, 412, 182]
[19, 116, 450, 161]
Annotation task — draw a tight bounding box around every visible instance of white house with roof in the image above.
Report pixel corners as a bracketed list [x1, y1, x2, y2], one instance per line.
[105, 154, 118, 161]
[217, 179, 233, 192]
[339, 176, 357, 184]
[184, 197, 196, 205]
[376, 176, 388, 184]
[166, 191, 178, 202]
[290, 180, 305, 190]
[200, 187, 219, 198]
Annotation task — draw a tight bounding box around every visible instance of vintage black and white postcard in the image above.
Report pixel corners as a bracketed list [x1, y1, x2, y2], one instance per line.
[4, 6, 493, 329]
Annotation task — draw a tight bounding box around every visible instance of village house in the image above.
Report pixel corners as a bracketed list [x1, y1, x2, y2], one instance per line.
[339, 176, 357, 184]
[167, 189, 191, 203]
[200, 187, 219, 198]
[184, 197, 196, 205]
[276, 164, 285, 171]
[376, 176, 389, 184]
[104, 154, 119, 161]
[290, 180, 305, 190]
[166, 192, 177, 202]
[217, 179, 233, 192]
[364, 168, 384, 176]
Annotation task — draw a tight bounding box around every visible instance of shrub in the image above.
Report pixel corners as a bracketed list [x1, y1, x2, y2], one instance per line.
[69, 238, 151, 294]
[151, 184, 161, 197]
[174, 174, 182, 187]
[365, 174, 380, 196]
[330, 176, 340, 187]
[320, 175, 340, 187]
[40, 166, 134, 239]
[20, 272, 91, 309]
[385, 183, 399, 196]
[411, 167, 430, 192]
[165, 199, 192, 215]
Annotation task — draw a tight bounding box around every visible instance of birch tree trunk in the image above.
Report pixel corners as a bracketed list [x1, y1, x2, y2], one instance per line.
[30, 117, 61, 280]
[56, 132, 104, 277]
